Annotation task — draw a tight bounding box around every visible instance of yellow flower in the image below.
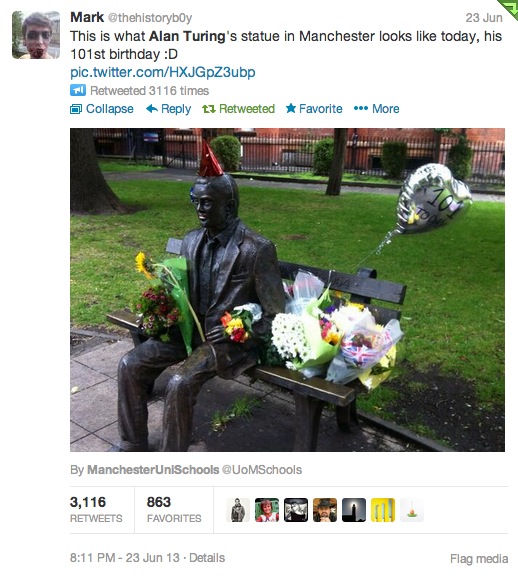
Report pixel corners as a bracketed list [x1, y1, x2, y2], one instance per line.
[226, 318, 244, 332]
[345, 301, 365, 311]
[135, 252, 155, 280]
[324, 331, 341, 345]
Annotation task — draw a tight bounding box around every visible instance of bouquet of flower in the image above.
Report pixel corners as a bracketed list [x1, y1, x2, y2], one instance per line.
[269, 268, 404, 389]
[134, 251, 204, 355]
[271, 313, 312, 368]
[221, 303, 262, 344]
[134, 286, 181, 342]
[319, 309, 342, 346]
[326, 308, 404, 390]
[271, 272, 342, 375]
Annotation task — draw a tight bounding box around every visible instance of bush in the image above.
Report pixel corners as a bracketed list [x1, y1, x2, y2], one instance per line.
[210, 136, 241, 172]
[381, 141, 408, 179]
[447, 138, 473, 181]
[312, 138, 334, 176]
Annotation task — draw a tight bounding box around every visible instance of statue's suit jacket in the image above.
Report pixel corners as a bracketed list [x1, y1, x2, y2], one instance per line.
[181, 219, 285, 379]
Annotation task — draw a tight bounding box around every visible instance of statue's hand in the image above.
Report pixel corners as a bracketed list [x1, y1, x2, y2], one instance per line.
[205, 326, 227, 344]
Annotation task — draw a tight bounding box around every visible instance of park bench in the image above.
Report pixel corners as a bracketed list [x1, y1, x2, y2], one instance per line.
[107, 238, 407, 451]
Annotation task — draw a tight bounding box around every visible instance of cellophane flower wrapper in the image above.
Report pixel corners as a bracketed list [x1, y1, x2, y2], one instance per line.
[358, 344, 398, 390]
[233, 302, 263, 322]
[289, 292, 341, 373]
[159, 257, 194, 355]
[325, 355, 363, 385]
[285, 270, 325, 316]
[340, 317, 403, 370]
[327, 302, 370, 332]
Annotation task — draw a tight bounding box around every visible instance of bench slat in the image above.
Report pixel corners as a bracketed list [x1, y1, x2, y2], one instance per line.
[163, 238, 406, 307]
[166, 238, 183, 254]
[248, 366, 356, 407]
[279, 261, 406, 305]
[106, 308, 141, 331]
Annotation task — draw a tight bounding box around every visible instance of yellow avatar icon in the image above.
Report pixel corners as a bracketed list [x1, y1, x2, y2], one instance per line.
[371, 498, 395, 522]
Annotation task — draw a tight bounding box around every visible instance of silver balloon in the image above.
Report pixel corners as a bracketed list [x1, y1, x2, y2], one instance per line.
[396, 163, 473, 234]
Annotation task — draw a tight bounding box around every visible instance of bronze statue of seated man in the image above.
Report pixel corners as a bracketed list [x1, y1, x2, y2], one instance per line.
[111, 146, 285, 451]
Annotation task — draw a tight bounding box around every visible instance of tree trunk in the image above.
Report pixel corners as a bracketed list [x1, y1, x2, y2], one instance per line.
[433, 131, 442, 163]
[70, 128, 128, 214]
[325, 128, 348, 196]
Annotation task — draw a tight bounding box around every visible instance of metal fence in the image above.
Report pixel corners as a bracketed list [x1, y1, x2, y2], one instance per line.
[94, 130, 505, 186]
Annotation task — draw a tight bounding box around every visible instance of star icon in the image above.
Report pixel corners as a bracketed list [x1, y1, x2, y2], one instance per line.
[286, 103, 296, 113]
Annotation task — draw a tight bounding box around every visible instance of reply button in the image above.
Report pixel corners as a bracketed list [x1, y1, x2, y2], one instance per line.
[162, 104, 192, 116]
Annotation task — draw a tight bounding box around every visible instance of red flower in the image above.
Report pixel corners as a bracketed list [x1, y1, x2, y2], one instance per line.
[230, 327, 248, 343]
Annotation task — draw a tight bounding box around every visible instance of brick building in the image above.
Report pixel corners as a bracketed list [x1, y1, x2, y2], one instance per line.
[93, 127, 504, 183]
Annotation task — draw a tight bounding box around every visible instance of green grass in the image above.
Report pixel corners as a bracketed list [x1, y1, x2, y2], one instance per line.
[98, 160, 164, 172]
[70, 180, 504, 412]
[211, 397, 262, 432]
[234, 171, 403, 185]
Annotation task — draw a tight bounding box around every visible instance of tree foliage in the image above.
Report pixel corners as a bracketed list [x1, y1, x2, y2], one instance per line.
[12, 11, 23, 57]
[312, 138, 334, 176]
[447, 137, 473, 181]
[381, 141, 408, 178]
[210, 135, 241, 172]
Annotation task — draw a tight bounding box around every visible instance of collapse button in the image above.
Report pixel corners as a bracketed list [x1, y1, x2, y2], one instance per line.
[85, 103, 135, 115]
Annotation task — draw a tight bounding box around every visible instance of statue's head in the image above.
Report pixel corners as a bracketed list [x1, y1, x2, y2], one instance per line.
[190, 174, 239, 233]
[191, 140, 239, 233]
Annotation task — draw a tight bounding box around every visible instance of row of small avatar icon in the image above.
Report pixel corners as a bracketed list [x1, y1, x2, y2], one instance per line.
[228, 498, 423, 522]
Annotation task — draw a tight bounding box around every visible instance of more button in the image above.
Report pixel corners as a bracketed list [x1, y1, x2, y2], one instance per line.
[373, 104, 400, 114]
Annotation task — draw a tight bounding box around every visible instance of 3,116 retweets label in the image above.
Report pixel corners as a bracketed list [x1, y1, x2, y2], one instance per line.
[70, 496, 106, 509]
[68, 487, 210, 532]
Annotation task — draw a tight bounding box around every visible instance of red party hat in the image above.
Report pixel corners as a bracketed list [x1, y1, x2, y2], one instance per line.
[199, 140, 224, 177]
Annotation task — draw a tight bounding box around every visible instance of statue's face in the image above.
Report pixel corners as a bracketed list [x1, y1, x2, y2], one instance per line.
[190, 181, 229, 233]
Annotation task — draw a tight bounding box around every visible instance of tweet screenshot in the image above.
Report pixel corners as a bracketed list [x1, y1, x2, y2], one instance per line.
[5, 0, 512, 575]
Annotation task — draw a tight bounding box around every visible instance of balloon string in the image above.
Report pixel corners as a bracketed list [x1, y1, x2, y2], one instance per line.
[352, 229, 400, 271]
[353, 246, 381, 270]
